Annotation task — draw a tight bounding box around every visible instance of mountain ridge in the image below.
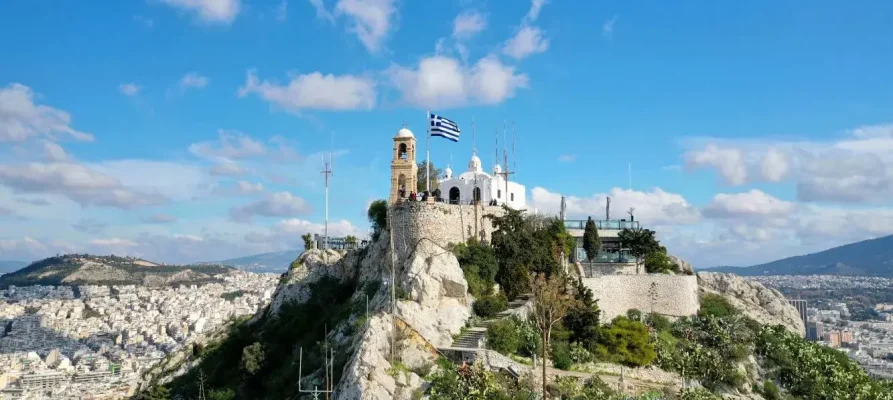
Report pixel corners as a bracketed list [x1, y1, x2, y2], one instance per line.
[703, 234, 893, 276]
[201, 249, 301, 273]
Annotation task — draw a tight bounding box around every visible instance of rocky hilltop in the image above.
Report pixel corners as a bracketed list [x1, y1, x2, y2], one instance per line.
[0, 254, 234, 288]
[698, 272, 805, 336]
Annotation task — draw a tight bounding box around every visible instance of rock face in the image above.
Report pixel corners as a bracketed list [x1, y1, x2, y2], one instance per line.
[697, 272, 805, 336]
[669, 254, 694, 274]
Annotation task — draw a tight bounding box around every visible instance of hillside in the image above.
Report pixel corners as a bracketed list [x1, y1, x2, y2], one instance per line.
[704, 234, 893, 276]
[0, 260, 28, 273]
[0, 254, 235, 288]
[205, 249, 301, 273]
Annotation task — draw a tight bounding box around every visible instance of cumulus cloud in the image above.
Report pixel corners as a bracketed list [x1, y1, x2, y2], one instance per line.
[334, 0, 397, 53]
[0, 162, 167, 209]
[239, 69, 376, 112]
[683, 123, 893, 203]
[702, 190, 795, 220]
[452, 11, 486, 39]
[189, 130, 267, 160]
[230, 191, 312, 222]
[530, 186, 701, 226]
[157, 0, 241, 24]
[179, 72, 209, 90]
[209, 162, 246, 176]
[214, 180, 265, 195]
[386, 54, 528, 109]
[524, 0, 546, 23]
[118, 83, 141, 96]
[502, 25, 549, 60]
[42, 140, 70, 162]
[0, 83, 94, 142]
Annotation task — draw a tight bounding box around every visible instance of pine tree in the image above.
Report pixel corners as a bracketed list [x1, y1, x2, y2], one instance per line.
[582, 216, 601, 263]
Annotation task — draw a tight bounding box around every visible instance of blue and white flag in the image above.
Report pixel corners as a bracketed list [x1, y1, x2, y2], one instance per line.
[430, 113, 460, 142]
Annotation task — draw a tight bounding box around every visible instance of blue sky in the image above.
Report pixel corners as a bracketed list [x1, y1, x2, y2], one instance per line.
[2, 0, 893, 268]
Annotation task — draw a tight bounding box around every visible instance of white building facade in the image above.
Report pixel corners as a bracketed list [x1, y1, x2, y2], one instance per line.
[437, 153, 527, 209]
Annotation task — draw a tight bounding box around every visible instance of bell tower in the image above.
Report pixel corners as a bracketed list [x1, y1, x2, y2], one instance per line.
[390, 125, 418, 204]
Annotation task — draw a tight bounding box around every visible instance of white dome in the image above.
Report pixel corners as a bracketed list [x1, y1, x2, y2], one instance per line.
[493, 164, 502, 175]
[444, 166, 453, 179]
[396, 127, 414, 138]
[468, 154, 482, 172]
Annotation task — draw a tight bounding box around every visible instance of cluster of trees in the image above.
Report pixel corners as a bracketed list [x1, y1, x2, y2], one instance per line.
[580, 218, 681, 274]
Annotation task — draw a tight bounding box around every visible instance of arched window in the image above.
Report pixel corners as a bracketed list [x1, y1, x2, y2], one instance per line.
[398, 174, 407, 197]
[473, 187, 481, 203]
[449, 187, 461, 204]
[398, 143, 408, 159]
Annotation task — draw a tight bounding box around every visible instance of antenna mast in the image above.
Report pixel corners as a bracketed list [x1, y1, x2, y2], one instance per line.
[606, 196, 611, 220]
[499, 121, 515, 206]
[512, 119, 516, 176]
[320, 152, 333, 250]
[297, 326, 336, 399]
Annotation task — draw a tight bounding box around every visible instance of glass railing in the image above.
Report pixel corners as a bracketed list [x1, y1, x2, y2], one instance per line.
[564, 219, 640, 230]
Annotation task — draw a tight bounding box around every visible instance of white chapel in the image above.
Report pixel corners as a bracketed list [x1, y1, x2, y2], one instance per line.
[437, 151, 527, 209]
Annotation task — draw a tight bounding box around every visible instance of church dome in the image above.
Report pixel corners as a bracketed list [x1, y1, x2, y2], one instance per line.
[493, 164, 502, 175]
[444, 166, 453, 179]
[396, 127, 414, 138]
[468, 154, 482, 173]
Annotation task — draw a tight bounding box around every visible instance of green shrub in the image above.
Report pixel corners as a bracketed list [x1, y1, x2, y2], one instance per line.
[645, 313, 672, 332]
[486, 319, 521, 355]
[563, 279, 601, 348]
[452, 239, 499, 297]
[593, 316, 656, 367]
[758, 381, 783, 400]
[568, 341, 594, 364]
[626, 309, 643, 322]
[473, 292, 508, 318]
[550, 341, 572, 370]
[644, 248, 678, 274]
[699, 294, 737, 318]
[679, 387, 723, 400]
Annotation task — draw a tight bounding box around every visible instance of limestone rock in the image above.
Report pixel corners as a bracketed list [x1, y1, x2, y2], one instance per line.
[267, 249, 353, 316]
[400, 239, 468, 308]
[669, 254, 694, 274]
[697, 272, 805, 336]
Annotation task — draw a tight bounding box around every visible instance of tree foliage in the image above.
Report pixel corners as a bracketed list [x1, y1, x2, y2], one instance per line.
[301, 233, 313, 250]
[529, 273, 580, 394]
[417, 161, 442, 193]
[367, 199, 388, 237]
[472, 292, 508, 318]
[240, 342, 264, 375]
[643, 246, 678, 274]
[582, 217, 601, 262]
[427, 359, 536, 400]
[592, 316, 656, 367]
[617, 228, 661, 273]
[452, 239, 499, 297]
[563, 278, 601, 348]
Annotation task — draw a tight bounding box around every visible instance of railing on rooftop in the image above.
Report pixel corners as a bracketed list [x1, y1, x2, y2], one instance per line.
[564, 219, 640, 230]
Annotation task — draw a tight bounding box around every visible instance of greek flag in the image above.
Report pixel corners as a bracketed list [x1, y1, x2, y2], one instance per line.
[430, 113, 460, 142]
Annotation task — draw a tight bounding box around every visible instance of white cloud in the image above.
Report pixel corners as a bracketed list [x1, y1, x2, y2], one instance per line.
[0, 162, 167, 209]
[684, 144, 748, 185]
[386, 54, 528, 109]
[42, 140, 70, 162]
[119, 83, 141, 96]
[91, 238, 140, 247]
[702, 190, 795, 220]
[452, 11, 486, 39]
[237, 180, 264, 193]
[275, 0, 288, 21]
[683, 123, 893, 203]
[558, 154, 576, 162]
[179, 72, 209, 90]
[502, 25, 549, 60]
[0, 237, 48, 261]
[334, 0, 397, 53]
[602, 15, 618, 39]
[230, 191, 312, 222]
[309, 0, 336, 23]
[210, 162, 246, 176]
[524, 0, 547, 23]
[158, 0, 241, 24]
[88, 160, 210, 202]
[0, 83, 94, 142]
[239, 69, 376, 112]
[189, 130, 267, 160]
[530, 186, 701, 226]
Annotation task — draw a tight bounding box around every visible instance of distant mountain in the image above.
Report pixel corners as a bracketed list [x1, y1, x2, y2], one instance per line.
[0, 254, 236, 288]
[703, 235, 893, 276]
[205, 249, 302, 273]
[0, 260, 28, 273]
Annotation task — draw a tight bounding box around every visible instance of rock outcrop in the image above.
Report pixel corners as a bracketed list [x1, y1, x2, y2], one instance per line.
[697, 272, 804, 336]
[669, 254, 694, 274]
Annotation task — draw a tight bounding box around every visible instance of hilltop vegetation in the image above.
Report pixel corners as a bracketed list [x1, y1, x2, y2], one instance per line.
[0, 254, 233, 288]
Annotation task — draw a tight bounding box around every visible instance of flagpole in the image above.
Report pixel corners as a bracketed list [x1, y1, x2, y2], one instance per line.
[426, 110, 431, 194]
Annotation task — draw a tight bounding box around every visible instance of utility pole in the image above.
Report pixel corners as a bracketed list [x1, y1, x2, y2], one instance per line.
[197, 369, 207, 400]
[297, 327, 336, 399]
[320, 152, 333, 250]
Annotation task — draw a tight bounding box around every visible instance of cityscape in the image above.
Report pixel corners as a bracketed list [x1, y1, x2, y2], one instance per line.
[0, 272, 278, 398]
[756, 275, 893, 379]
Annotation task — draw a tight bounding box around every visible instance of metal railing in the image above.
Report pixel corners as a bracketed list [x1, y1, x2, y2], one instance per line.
[564, 219, 640, 230]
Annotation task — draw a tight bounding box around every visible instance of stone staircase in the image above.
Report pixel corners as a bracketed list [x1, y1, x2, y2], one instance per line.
[445, 293, 532, 350]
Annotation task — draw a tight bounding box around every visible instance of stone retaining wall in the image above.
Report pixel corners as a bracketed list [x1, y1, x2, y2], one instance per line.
[583, 275, 699, 321]
[390, 202, 505, 261]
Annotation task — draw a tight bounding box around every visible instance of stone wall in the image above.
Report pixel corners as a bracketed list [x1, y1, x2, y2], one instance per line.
[390, 202, 505, 262]
[579, 262, 639, 277]
[583, 275, 699, 321]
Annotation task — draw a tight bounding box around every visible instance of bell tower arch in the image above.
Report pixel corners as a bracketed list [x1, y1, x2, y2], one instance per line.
[390, 126, 418, 204]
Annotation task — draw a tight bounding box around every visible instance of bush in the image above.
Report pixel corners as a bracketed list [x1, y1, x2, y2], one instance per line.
[563, 279, 601, 348]
[758, 381, 783, 400]
[550, 341, 572, 370]
[473, 292, 508, 318]
[626, 309, 643, 322]
[593, 316, 656, 367]
[486, 319, 521, 355]
[644, 247, 678, 274]
[679, 387, 723, 400]
[699, 294, 737, 318]
[452, 239, 499, 297]
[645, 313, 672, 332]
[568, 341, 594, 364]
